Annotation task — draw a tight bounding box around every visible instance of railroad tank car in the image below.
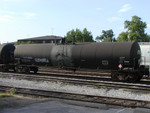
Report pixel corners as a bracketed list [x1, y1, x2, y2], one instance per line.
[14, 41, 147, 82]
[0, 43, 38, 73]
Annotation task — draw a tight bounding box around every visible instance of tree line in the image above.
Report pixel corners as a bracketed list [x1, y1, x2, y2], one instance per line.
[65, 15, 150, 42]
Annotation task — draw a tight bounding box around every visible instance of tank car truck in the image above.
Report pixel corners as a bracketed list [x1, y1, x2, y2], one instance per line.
[14, 41, 149, 82]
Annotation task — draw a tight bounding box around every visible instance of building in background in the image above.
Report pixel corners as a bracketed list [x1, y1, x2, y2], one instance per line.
[17, 35, 63, 44]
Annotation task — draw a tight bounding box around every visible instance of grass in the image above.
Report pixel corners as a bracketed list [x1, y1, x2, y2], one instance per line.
[0, 88, 16, 98]
[0, 94, 13, 98]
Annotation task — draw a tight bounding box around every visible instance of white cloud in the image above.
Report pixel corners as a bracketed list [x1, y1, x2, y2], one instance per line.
[0, 10, 37, 21]
[147, 24, 150, 28]
[0, 10, 16, 15]
[119, 4, 132, 13]
[119, 26, 125, 30]
[0, 15, 13, 22]
[96, 8, 102, 11]
[0, 10, 16, 22]
[107, 17, 122, 22]
[24, 12, 36, 19]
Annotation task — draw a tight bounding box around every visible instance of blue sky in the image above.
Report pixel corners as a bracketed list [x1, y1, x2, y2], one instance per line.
[0, 0, 150, 43]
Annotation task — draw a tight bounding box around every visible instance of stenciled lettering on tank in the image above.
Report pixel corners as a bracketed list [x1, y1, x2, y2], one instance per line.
[35, 58, 49, 63]
[23, 56, 33, 59]
[102, 60, 109, 66]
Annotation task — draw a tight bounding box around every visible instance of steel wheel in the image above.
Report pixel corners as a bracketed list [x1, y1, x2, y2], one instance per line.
[111, 72, 119, 81]
[127, 74, 138, 82]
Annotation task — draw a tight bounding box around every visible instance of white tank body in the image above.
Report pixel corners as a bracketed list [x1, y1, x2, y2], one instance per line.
[139, 42, 150, 66]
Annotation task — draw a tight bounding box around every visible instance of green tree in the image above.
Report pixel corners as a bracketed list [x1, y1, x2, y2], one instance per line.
[15, 41, 34, 45]
[65, 29, 76, 42]
[65, 28, 94, 42]
[117, 32, 128, 42]
[82, 28, 93, 42]
[123, 15, 149, 42]
[96, 29, 115, 42]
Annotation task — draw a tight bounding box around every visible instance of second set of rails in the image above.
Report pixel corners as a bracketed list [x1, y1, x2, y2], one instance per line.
[1, 69, 150, 108]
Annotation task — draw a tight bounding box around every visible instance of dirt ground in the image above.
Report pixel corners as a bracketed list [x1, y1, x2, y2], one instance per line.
[1, 96, 149, 113]
[0, 96, 135, 113]
[0, 96, 46, 112]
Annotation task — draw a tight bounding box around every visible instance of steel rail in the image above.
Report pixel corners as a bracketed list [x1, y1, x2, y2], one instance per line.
[0, 85, 150, 108]
[1, 72, 150, 93]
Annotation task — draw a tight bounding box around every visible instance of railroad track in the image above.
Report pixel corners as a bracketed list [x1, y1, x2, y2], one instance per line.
[0, 85, 150, 108]
[1, 72, 150, 108]
[1, 72, 150, 93]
